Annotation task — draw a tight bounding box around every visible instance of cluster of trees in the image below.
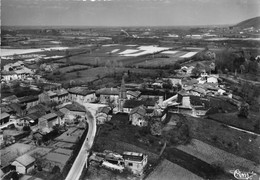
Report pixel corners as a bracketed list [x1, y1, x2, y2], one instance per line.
[216, 48, 259, 75]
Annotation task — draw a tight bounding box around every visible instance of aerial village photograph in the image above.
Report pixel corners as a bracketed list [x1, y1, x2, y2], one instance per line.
[0, 0, 260, 180]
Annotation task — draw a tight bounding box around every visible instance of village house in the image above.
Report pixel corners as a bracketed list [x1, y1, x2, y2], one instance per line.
[96, 106, 111, 125]
[1, 95, 19, 104]
[123, 99, 144, 113]
[38, 113, 61, 133]
[1, 71, 18, 82]
[68, 87, 96, 104]
[59, 102, 86, 124]
[170, 90, 209, 117]
[96, 88, 120, 105]
[3, 61, 24, 71]
[123, 152, 148, 176]
[129, 105, 147, 127]
[9, 103, 27, 117]
[11, 154, 35, 174]
[54, 88, 69, 103]
[38, 90, 58, 104]
[0, 112, 10, 126]
[18, 96, 39, 110]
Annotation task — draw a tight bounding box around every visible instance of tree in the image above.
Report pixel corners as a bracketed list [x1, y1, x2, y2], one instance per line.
[150, 119, 162, 136]
[238, 101, 249, 118]
[65, 50, 71, 64]
[52, 165, 61, 174]
[76, 71, 81, 78]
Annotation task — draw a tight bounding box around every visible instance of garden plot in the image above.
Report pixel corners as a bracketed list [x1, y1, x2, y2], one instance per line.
[180, 52, 198, 58]
[161, 50, 179, 54]
[119, 46, 170, 57]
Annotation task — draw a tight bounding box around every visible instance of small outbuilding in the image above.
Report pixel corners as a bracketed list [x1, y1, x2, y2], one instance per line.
[11, 154, 35, 174]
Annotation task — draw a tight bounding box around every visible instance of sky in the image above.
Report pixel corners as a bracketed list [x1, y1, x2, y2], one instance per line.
[1, 0, 260, 26]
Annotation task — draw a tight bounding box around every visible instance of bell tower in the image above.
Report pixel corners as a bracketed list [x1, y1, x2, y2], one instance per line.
[119, 73, 127, 112]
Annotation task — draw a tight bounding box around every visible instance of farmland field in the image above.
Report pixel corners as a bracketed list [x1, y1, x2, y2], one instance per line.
[135, 50, 195, 68]
[58, 65, 90, 73]
[146, 159, 203, 180]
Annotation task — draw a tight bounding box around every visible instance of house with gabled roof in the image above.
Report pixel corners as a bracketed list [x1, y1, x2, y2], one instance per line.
[18, 96, 39, 110]
[126, 91, 141, 100]
[68, 87, 96, 104]
[96, 88, 120, 104]
[11, 154, 35, 174]
[129, 105, 147, 127]
[123, 152, 148, 175]
[96, 106, 111, 125]
[38, 113, 61, 133]
[54, 88, 69, 103]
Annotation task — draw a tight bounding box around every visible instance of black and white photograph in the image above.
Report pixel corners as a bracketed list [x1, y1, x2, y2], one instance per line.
[1, 0, 260, 179]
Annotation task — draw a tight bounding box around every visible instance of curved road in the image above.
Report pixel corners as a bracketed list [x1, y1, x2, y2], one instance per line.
[65, 106, 97, 180]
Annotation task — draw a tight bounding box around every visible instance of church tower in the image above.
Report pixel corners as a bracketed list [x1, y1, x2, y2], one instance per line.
[119, 73, 127, 112]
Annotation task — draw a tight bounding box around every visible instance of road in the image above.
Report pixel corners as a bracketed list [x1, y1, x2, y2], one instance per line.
[65, 105, 97, 180]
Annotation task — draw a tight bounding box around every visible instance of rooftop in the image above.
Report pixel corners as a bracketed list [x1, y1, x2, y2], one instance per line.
[63, 102, 86, 112]
[96, 88, 119, 95]
[39, 113, 57, 121]
[123, 152, 145, 162]
[14, 154, 35, 167]
[18, 96, 39, 104]
[130, 106, 146, 116]
[68, 87, 95, 96]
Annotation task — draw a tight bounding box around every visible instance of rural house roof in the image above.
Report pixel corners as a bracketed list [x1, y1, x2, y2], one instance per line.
[28, 111, 46, 120]
[96, 88, 119, 95]
[39, 113, 57, 122]
[1, 71, 17, 75]
[47, 90, 57, 97]
[68, 87, 95, 96]
[97, 106, 111, 114]
[130, 106, 146, 116]
[123, 99, 144, 109]
[55, 110, 65, 117]
[123, 152, 145, 162]
[0, 112, 10, 119]
[28, 104, 51, 114]
[2, 95, 18, 102]
[55, 88, 68, 96]
[18, 96, 38, 104]
[127, 91, 141, 98]
[63, 102, 86, 112]
[0, 105, 15, 114]
[14, 154, 35, 167]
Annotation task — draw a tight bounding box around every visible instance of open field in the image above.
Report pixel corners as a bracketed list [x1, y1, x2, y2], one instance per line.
[146, 159, 203, 180]
[135, 50, 200, 68]
[183, 114, 260, 164]
[1, 47, 69, 57]
[58, 65, 90, 73]
[177, 139, 260, 174]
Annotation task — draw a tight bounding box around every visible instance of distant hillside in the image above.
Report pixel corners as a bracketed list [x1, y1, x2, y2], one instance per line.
[234, 16, 260, 29]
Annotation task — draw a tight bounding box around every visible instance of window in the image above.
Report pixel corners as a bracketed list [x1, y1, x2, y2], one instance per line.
[128, 163, 133, 166]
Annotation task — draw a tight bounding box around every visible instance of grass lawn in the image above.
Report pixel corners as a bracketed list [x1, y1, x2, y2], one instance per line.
[184, 114, 260, 164]
[92, 113, 162, 163]
[146, 159, 203, 180]
[208, 111, 260, 134]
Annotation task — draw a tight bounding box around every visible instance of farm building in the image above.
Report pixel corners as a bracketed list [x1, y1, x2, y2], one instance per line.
[123, 152, 148, 175]
[11, 154, 35, 174]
